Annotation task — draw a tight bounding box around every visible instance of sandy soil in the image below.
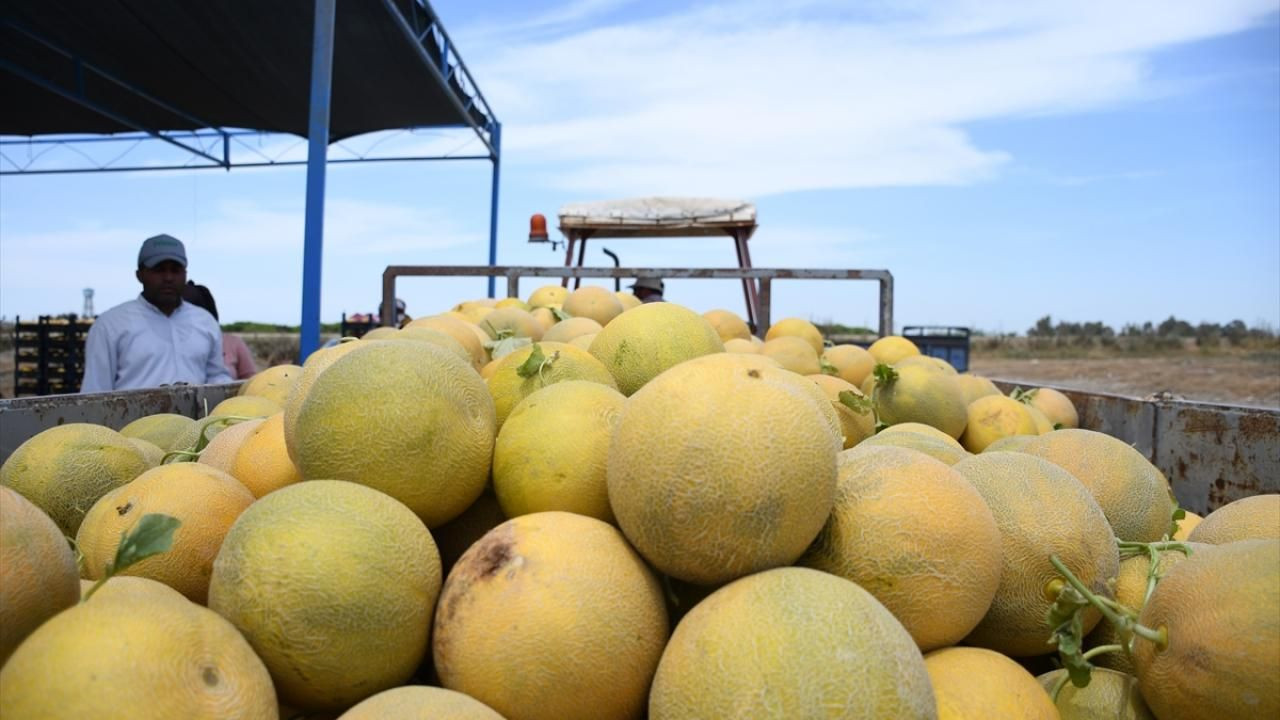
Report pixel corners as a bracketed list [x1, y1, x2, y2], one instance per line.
[971, 354, 1280, 408]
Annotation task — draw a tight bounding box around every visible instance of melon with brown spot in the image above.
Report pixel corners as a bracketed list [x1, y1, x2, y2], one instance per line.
[800, 445, 1002, 652]
[0, 575, 277, 719]
[607, 353, 840, 585]
[952, 452, 1119, 657]
[650, 566, 936, 719]
[210, 480, 441, 712]
[0, 486, 80, 666]
[0, 423, 150, 537]
[434, 512, 668, 720]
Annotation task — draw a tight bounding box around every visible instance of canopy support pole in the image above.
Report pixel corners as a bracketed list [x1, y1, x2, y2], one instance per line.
[486, 122, 502, 298]
[299, 0, 337, 362]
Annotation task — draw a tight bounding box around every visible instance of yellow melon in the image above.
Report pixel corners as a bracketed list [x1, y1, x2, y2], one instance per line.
[806, 374, 876, 449]
[434, 512, 668, 720]
[924, 646, 1057, 719]
[952, 452, 1119, 657]
[868, 335, 920, 365]
[615, 291, 642, 311]
[568, 332, 596, 351]
[393, 326, 474, 366]
[0, 575, 277, 719]
[1019, 429, 1174, 543]
[209, 395, 280, 419]
[878, 421, 966, 449]
[281, 339, 365, 463]
[855, 429, 971, 465]
[587, 302, 724, 396]
[874, 363, 969, 439]
[529, 306, 557, 335]
[288, 340, 495, 528]
[197, 417, 265, 473]
[800, 446, 1003, 652]
[956, 373, 1002, 406]
[1187, 493, 1280, 544]
[228, 413, 302, 498]
[703, 308, 751, 342]
[961, 395, 1038, 452]
[563, 285, 624, 325]
[0, 486, 80, 666]
[723, 337, 758, 353]
[982, 434, 1039, 453]
[1172, 510, 1201, 540]
[495, 297, 529, 311]
[238, 364, 303, 406]
[478, 306, 543, 341]
[493, 380, 626, 522]
[526, 284, 568, 308]
[764, 317, 825, 354]
[361, 326, 399, 339]
[650, 566, 936, 719]
[1024, 403, 1056, 434]
[823, 343, 876, 387]
[127, 437, 165, 468]
[1037, 668, 1153, 720]
[404, 315, 487, 370]
[77, 463, 255, 604]
[1026, 387, 1079, 429]
[896, 354, 958, 374]
[487, 341, 617, 430]
[210, 480, 441, 712]
[337, 686, 505, 720]
[607, 353, 840, 585]
[1087, 545, 1201, 675]
[541, 316, 603, 344]
[120, 413, 197, 451]
[1132, 539, 1280, 720]
[759, 335, 822, 375]
[0, 423, 149, 537]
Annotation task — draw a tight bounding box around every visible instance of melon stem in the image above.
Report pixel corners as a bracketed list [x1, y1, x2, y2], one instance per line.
[1050, 555, 1169, 652]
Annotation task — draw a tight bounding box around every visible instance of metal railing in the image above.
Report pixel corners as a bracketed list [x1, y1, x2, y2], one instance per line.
[380, 265, 894, 337]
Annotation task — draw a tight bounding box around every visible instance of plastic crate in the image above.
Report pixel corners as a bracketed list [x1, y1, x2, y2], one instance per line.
[902, 326, 970, 372]
[13, 315, 93, 397]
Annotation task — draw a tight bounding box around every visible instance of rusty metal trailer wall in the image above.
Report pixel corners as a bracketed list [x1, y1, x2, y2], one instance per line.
[991, 381, 1279, 515]
[0, 383, 241, 463]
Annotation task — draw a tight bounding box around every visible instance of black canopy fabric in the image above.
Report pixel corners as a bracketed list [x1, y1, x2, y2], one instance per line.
[0, 0, 493, 142]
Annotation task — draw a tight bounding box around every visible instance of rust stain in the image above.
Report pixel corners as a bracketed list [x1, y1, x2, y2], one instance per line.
[1238, 413, 1280, 443]
[1178, 408, 1229, 435]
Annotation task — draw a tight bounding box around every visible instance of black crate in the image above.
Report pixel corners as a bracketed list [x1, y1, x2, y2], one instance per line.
[902, 326, 971, 372]
[12, 315, 93, 397]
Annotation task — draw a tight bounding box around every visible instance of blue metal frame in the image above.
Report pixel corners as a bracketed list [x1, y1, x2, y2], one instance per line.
[1, 0, 502, 363]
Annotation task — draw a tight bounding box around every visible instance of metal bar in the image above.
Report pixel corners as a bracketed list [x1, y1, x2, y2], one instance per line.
[379, 0, 497, 157]
[0, 153, 494, 175]
[757, 277, 772, 337]
[382, 269, 396, 328]
[575, 239, 588, 289]
[404, 1, 499, 135]
[506, 272, 520, 300]
[879, 274, 894, 336]
[298, 0, 337, 362]
[0, 58, 227, 167]
[486, 122, 502, 298]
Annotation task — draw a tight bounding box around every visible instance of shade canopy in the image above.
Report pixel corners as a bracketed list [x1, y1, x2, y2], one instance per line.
[558, 196, 757, 238]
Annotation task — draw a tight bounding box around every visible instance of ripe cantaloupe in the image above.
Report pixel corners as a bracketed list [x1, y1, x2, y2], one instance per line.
[823, 343, 876, 387]
[563, 285, 624, 325]
[394, 326, 475, 366]
[924, 646, 1058, 719]
[615, 291, 642, 311]
[764, 316, 824, 354]
[282, 339, 366, 460]
[952, 452, 1119, 657]
[961, 395, 1038, 452]
[337, 686, 505, 720]
[227, 412, 302, 498]
[209, 394, 280, 419]
[956, 373, 1002, 406]
[723, 337, 758, 353]
[759, 335, 821, 375]
[1087, 545, 1201, 675]
[404, 315, 488, 370]
[806, 374, 876, 449]
[487, 341, 617, 430]
[0, 576, 277, 719]
[1132, 539, 1280, 720]
[702, 308, 751, 342]
[1037, 668, 1154, 720]
[1186, 493, 1280, 544]
[77, 463, 255, 604]
[0, 423, 150, 537]
[650, 566, 937, 719]
[120, 413, 197, 451]
[896, 354, 957, 374]
[127, 437, 165, 468]
[478, 306, 543, 341]
[1025, 387, 1079, 429]
[878, 421, 966, 449]
[493, 380, 625, 522]
[210, 480, 441, 712]
[868, 334, 920, 365]
[0, 486, 80, 666]
[799, 446, 1003, 652]
[197, 417, 265, 473]
[1172, 510, 1201, 540]
[530, 306, 557, 335]
[587, 302, 724, 396]
[238, 364, 303, 406]
[288, 340, 495, 528]
[607, 353, 841, 585]
[541, 316, 602, 344]
[434, 512, 668, 720]
[855, 429, 971, 465]
[1019, 429, 1173, 543]
[526, 284, 567, 308]
[874, 363, 969, 439]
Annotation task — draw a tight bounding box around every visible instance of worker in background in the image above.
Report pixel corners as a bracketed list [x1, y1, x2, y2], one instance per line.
[182, 281, 257, 380]
[630, 277, 665, 303]
[81, 234, 233, 392]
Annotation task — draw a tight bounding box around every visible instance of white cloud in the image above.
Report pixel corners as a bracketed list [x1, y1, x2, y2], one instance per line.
[456, 0, 1277, 197]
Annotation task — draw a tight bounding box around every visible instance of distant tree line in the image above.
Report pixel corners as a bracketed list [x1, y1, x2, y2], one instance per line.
[1026, 315, 1275, 348]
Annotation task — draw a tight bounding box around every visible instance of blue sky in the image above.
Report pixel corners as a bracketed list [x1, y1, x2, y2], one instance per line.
[1, 0, 1277, 334]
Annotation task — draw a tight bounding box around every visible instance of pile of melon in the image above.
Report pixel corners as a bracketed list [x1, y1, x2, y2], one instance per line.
[1, 287, 1277, 720]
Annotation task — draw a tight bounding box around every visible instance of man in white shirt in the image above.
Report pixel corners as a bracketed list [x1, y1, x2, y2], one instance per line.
[81, 234, 234, 393]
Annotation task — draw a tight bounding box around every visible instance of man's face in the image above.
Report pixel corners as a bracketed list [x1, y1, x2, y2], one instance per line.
[136, 260, 187, 313]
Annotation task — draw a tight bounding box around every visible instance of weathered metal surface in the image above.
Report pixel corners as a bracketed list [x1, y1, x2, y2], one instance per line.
[0, 383, 241, 464]
[991, 380, 1279, 514]
[381, 265, 895, 338]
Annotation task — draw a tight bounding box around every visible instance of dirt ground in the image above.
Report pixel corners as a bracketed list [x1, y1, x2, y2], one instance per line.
[970, 353, 1280, 409]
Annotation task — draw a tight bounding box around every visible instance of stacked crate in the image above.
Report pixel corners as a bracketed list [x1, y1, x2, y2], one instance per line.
[13, 315, 94, 396]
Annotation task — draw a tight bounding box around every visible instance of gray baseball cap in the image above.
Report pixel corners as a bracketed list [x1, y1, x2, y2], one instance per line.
[138, 234, 188, 269]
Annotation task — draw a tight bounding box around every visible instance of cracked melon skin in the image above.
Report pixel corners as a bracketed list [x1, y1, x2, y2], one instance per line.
[209, 480, 441, 713]
[607, 353, 841, 586]
[650, 566, 937, 720]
